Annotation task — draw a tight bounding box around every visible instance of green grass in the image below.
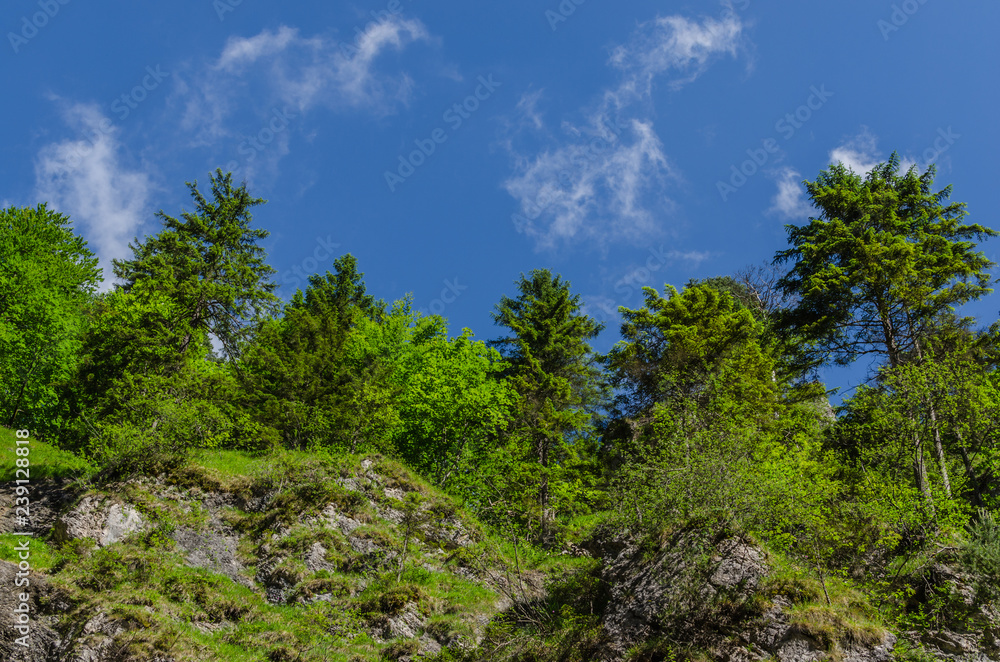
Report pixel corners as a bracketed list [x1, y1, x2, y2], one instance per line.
[761, 551, 888, 653]
[0, 430, 505, 661]
[0, 427, 93, 482]
[0, 534, 62, 571]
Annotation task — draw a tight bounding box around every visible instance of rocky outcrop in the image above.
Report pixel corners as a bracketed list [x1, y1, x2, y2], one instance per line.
[0, 560, 63, 662]
[0, 479, 76, 537]
[898, 563, 1000, 662]
[52, 496, 145, 547]
[597, 532, 897, 662]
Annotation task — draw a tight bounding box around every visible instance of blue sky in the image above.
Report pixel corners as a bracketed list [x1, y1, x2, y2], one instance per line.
[3, 0, 999, 397]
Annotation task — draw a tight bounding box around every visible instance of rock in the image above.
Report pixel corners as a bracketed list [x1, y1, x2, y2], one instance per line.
[385, 487, 407, 501]
[418, 634, 442, 656]
[102, 503, 143, 546]
[0, 479, 76, 537]
[0, 561, 63, 662]
[384, 603, 426, 640]
[601, 532, 769, 658]
[774, 632, 827, 662]
[53, 496, 144, 547]
[305, 542, 333, 573]
[597, 532, 896, 662]
[709, 538, 767, 592]
[323, 505, 363, 536]
[172, 526, 249, 586]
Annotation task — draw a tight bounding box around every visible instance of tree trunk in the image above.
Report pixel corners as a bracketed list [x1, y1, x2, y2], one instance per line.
[913, 429, 934, 512]
[6, 349, 41, 427]
[956, 429, 983, 507]
[929, 404, 952, 498]
[538, 435, 549, 543]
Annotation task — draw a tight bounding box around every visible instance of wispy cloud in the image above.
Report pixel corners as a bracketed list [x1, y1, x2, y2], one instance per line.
[216, 25, 300, 72]
[829, 127, 882, 176]
[34, 103, 154, 285]
[504, 11, 746, 250]
[183, 18, 431, 145]
[610, 13, 745, 99]
[506, 117, 675, 249]
[767, 168, 813, 220]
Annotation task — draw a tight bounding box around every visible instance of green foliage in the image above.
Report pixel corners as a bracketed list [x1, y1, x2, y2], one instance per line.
[0, 205, 100, 430]
[490, 269, 607, 542]
[962, 509, 1000, 595]
[607, 283, 777, 419]
[241, 254, 395, 451]
[394, 318, 516, 492]
[604, 283, 828, 538]
[775, 154, 996, 370]
[113, 169, 279, 359]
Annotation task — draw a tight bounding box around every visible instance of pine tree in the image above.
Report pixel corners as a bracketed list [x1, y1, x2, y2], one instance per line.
[490, 269, 605, 542]
[113, 169, 279, 360]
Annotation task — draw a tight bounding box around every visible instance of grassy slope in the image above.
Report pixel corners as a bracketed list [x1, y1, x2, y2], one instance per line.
[0, 430, 509, 661]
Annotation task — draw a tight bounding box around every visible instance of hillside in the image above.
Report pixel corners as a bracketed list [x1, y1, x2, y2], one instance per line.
[0, 432, 515, 661]
[2, 431, 998, 662]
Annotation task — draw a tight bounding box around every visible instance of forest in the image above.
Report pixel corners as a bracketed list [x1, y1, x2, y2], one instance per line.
[2, 154, 999, 661]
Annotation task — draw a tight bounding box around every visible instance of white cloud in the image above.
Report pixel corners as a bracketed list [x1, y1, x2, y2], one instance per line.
[217, 25, 300, 72]
[829, 127, 919, 178]
[505, 12, 745, 249]
[185, 18, 431, 143]
[768, 168, 813, 220]
[515, 90, 545, 131]
[505, 117, 675, 249]
[610, 14, 744, 98]
[34, 103, 153, 286]
[829, 127, 881, 176]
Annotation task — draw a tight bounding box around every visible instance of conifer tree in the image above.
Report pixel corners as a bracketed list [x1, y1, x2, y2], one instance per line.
[490, 269, 605, 542]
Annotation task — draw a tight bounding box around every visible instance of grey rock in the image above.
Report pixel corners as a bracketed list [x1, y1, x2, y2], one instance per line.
[101, 503, 143, 546]
[323, 504, 363, 535]
[384, 603, 425, 640]
[0, 561, 63, 662]
[52, 496, 144, 547]
[172, 526, 249, 586]
[597, 533, 896, 662]
[0, 479, 76, 537]
[305, 542, 336, 573]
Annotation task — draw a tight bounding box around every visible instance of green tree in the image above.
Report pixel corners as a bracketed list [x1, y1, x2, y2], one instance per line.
[0, 205, 100, 429]
[606, 283, 777, 421]
[241, 255, 392, 451]
[605, 283, 781, 524]
[774, 155, 996, 506]
[64, 281, 238, 476]
[490, 269, 605, 542]
[393, 317, 516, 493]
[774, 155, 996, 371]
[113, 169, 279, 359]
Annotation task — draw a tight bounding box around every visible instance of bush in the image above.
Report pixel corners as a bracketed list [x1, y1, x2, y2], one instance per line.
[962, 509, 1000, 576]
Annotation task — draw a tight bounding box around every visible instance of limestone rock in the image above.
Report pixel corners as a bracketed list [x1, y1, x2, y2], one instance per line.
[53, 496, 144, 547]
